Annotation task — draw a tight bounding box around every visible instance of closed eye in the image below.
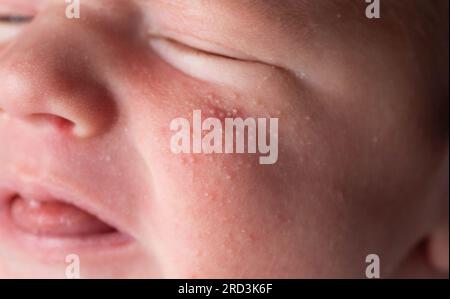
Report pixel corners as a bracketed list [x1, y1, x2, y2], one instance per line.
[0, 15, 33, 23]
[149, 35, 282, 91]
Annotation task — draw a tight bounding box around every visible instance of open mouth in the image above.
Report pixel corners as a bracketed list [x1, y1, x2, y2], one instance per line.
[10, 194, 118, 238]
[0, 181, 135, 259]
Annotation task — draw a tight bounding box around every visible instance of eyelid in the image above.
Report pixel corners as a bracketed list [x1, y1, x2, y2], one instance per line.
[149, 36, 280, 91]
[152, 34, 256, 64]
[0, 2, 37, 16]
[147, 26, 256, 61]
[0, 2, 35, 25]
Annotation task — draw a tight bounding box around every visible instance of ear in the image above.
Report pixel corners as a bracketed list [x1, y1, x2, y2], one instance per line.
[426, 147, 449, 275]
[393, 146, 448, 278]
[427, 218, 449, 274]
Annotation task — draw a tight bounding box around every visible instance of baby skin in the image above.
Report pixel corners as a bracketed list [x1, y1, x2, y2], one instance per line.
[0, 0, 448, 278]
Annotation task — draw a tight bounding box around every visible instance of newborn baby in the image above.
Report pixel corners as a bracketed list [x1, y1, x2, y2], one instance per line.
[0, 0, 448, 278]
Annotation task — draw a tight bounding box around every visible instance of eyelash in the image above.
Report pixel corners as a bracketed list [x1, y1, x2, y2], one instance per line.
[0, 15, 33, 24]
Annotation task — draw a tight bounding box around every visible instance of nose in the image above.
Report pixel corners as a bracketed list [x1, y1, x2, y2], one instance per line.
[0, 8, 116, 138]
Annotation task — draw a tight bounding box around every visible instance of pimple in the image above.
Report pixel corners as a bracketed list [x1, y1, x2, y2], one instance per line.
[189, 155, 197, 163]
[195, 249, 203, 258]
[250, 98, 262, 108]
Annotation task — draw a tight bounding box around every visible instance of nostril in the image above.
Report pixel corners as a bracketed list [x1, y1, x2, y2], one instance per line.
[29, 113, 76, 133]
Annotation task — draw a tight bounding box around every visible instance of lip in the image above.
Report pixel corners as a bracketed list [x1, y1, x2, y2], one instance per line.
[0, 176, 136, 260]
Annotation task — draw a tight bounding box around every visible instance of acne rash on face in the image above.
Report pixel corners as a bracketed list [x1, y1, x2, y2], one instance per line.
[170, 110, 279, 165]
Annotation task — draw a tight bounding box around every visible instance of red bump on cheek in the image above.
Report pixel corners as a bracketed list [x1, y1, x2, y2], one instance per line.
[154, 88, 267, 208]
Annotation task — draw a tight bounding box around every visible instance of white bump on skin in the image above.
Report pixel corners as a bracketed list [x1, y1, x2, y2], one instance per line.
[28, 198, 42, 209]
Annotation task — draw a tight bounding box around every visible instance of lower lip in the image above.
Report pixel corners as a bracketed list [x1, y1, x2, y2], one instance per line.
[0, 192, 135, 260]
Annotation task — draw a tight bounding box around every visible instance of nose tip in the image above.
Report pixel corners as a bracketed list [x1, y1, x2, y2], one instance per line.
[0, 3, 120, 139]
[0, 56, 117, 138]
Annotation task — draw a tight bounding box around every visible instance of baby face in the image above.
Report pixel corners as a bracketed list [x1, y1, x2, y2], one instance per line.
[0, 0, 448, 278]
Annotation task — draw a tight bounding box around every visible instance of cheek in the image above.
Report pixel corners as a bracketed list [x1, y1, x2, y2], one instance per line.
[113, 61, 309, 276]
[111, 52, 384, 277]
[149, 107, 284, 275]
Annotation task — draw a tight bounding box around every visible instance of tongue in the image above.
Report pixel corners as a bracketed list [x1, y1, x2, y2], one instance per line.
[11, 196, 116, 237]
